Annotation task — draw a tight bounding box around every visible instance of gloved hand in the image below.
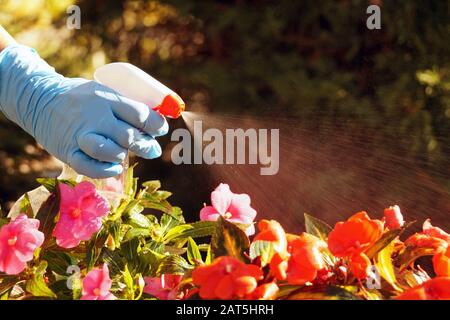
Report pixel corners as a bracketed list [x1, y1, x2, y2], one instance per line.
[0, 44, 168, 178]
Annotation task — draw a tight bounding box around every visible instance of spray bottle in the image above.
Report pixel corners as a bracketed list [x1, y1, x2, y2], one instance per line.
[59, 63, 185, 207]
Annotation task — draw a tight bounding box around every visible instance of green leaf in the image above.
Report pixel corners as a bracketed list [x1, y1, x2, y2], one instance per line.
[0, 275, 19, 296]
[127, 211, 152, 229]
[187, 237, 202, 265]
[374, 242, 402, 292]
[164, 221, 216, 242]
[25, 261, 57, 298]
[86, 227, 109, 270]
[163, 224, 195, 243]
[135, 274, 145, 300]
[205, 245, 212, 265]
[138, 248, 166, 275]
[142, 180, 161, 193]
[366, 221, 413, 259]
[36, 178, 76, 192]
[41, 250, 75, 276]
[124, 163, 138, 198]
[19, 193, 33, 217]
[124, 227, 151, 241]
[157, 255, 192, 275]
[304, 213, 332, 241]
[36, 178, 58, 192]
[152, 191, 172, 200]
[211, 216, 250, 262]
[120, 238, 141, 273]
[160, 212, 184, 236]
[249, 240, 275, 267]
[122, 265, 135, 300]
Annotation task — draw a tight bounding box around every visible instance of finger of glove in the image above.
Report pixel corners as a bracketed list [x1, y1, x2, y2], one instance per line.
[78, 132, 128, 163]
[109, 119, 162, 159]
[68, 150, 123, 178]
[109, 94, 169, 137]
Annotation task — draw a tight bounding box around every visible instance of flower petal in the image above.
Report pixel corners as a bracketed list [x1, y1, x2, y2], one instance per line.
[200, 206, 220, 221]
[211, 184, 233, 215]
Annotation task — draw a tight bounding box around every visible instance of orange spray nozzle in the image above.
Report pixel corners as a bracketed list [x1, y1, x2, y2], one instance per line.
[152, 94, 185, 119]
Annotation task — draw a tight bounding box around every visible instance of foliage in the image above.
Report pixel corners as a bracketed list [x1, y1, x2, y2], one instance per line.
[0, 165, 448, 300]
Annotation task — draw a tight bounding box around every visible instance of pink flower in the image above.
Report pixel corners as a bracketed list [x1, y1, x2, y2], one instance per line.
[81, 264, 116, 300]
[0, 214, 44, 275]
[200, 183, 257, 235]
[383, 205, 404, 229]
[143, 274, 183, 300]
[53, 181, 109, 248]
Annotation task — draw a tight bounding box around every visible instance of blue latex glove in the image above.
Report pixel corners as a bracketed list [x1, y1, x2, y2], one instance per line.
[0, 44, 168, 178]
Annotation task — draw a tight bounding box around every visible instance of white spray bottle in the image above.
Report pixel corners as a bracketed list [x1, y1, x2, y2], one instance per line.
[60, 63, 185, 207]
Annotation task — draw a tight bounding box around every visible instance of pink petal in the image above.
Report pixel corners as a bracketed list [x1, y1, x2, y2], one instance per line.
[1, 251, 26, 275]
[74, 181, 97, 198]
[200, 206, 220, 221]
[82, 194, 110, 218]
[163, 274, 183, 288]
[210, 184, 233, 215]
[59, 183, 78, 206]
[228, 194, 257, 222]
[99, 264, 112, 294]
[143, 277, 169, 300]
[55, 235, 81, 249]
[14, 230, 44, 261]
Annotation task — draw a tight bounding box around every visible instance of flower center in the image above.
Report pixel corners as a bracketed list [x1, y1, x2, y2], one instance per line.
[7, 236, 17, 246]
[93, 288, 101, 296]
[71, 208, 82, 218]
[222, 212, 232, 219]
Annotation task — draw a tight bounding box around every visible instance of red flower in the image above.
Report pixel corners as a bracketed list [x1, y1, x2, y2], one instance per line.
[285, 233, 327, 285]
[246, 282, 279, 300]
[405, 219, 449, 253]
[349, 252, 371, 280]
[423, 219, 450, 243]
[192, 256, 263, 299]
[328, 211, 384, 257]
[433, 246, 450, 277]
[253, 220, 287, 255]
[396, 277, 450, 300]
[405, 233, 447, 251]
[383, 205, 404, 229]
[253, 219, 288, 279]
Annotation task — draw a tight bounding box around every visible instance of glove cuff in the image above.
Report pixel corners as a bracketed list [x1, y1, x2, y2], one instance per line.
[0, 44, 62, 134]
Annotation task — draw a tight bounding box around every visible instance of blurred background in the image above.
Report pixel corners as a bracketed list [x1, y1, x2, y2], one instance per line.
[0, 0, 449, 232]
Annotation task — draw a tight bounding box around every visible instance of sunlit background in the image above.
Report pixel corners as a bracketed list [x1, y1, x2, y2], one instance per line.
[0, 0, 449, 232]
